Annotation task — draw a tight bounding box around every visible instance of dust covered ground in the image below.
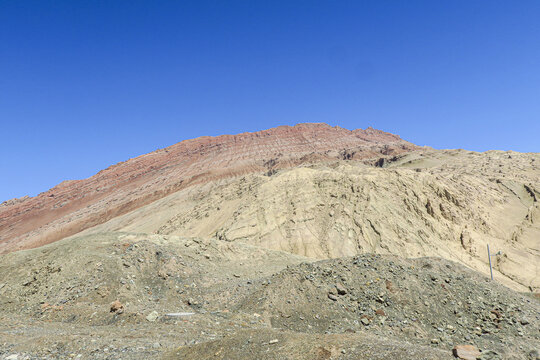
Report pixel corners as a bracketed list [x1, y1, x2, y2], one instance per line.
[1, 232, 539, 359]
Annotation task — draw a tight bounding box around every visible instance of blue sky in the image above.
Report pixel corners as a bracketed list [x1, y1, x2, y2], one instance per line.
[1, 1, 539, 201]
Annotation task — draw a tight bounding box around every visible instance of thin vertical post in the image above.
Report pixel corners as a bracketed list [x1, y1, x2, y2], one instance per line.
[487, 244, 494, 281]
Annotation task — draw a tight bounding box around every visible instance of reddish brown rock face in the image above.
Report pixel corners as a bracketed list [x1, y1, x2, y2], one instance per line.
[0, 123, 417, 254]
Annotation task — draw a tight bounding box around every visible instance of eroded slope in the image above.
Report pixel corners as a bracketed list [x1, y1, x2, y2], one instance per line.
[0, 123, 416, 254]
[80, 150, 540, 291]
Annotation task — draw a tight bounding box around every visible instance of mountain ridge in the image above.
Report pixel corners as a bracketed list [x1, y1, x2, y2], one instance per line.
[0, 123, 417, 254]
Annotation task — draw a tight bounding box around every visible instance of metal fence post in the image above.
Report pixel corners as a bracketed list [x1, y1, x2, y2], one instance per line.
[487, 244, 494, 281]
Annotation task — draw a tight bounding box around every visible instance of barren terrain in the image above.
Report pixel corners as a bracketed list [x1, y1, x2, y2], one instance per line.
[78, 148, 540, 292]
[0, 124, 538, 359]
[0, 123, 416, 254]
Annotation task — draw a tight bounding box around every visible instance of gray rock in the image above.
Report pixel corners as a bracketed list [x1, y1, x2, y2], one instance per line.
[336, 283, 347, 295]
[187, 298, 199, 306]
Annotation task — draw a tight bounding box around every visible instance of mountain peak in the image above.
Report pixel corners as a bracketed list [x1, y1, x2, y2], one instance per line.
[0, 123, 417, 254]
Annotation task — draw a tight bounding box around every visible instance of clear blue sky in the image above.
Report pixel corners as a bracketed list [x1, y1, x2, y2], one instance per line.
[1, 1, 539, 201]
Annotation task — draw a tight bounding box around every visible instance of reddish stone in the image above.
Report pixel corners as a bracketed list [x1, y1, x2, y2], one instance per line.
[110, 300, 124, 314]
[453, 344, 481, 360]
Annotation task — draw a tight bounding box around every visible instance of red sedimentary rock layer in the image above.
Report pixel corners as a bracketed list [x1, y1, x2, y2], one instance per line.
[0, 123, 418, 253]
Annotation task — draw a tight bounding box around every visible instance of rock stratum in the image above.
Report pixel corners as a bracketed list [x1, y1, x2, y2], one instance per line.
[0, 123, 415, 254]
[1, 123, 539, 359]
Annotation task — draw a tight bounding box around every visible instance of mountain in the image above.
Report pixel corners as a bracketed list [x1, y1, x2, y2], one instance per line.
[1, 123, 539, 292]
[0, 123, 416, 254]
[1, 123, 539, 359]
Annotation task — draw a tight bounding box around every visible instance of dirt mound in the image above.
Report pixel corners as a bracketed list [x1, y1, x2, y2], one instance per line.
[0, 232, 309, 325]
[231, 255, 539, 357]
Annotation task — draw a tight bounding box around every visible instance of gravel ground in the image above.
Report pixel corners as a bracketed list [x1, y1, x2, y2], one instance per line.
[1, 233, 538, 359]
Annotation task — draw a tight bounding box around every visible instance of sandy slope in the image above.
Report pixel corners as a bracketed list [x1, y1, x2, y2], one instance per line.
[77, 149, 540, 292]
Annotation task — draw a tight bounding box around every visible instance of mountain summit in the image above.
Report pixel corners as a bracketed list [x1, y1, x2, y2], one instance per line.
[0, 123, 417, 254]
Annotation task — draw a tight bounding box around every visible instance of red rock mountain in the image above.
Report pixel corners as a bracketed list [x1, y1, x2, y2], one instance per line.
[0, 123, 418, 254]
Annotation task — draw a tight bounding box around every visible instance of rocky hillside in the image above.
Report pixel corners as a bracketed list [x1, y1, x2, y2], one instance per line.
[0, 123, 417, 254]
[2, 124, 537, 292]
[1, 124, 539, 359]
[77, 149, 540, 292]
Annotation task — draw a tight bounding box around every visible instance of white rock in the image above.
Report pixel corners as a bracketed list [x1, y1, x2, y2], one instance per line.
[146, 310, 159, 322]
